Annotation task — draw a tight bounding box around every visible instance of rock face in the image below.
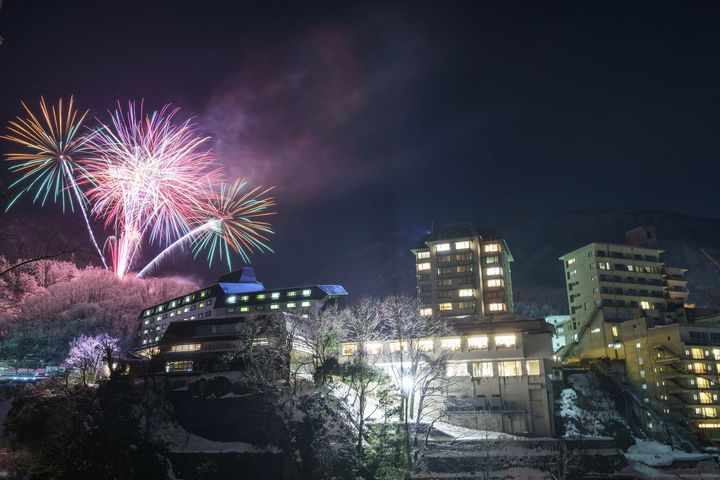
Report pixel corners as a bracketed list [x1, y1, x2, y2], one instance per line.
[167, 387, 305, 479]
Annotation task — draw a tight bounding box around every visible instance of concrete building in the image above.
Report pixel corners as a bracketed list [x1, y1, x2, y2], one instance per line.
[339, 316, 556, 436]
[617, 314, 720, 443]
[545, 315, 570, 353]
[411, 225, 514, 321]
[134, 268, 348, 374]
[559, 241, 689, 361]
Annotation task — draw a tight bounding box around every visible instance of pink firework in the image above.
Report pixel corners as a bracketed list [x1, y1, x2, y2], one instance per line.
[82, 102, 222, 277]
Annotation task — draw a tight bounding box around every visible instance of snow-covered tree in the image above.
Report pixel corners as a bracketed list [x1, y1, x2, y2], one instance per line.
[64, 333, 119, 386]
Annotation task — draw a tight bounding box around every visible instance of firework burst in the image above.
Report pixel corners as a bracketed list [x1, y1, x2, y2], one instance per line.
[83, 102, 222, 276]
[137, 179, 276, 277]
[1, 97, 108, 268]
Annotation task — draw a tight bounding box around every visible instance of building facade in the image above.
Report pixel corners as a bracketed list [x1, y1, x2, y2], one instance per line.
[134, 268, 348, 374]
[617, 316, 720, 443]
[339, 316, 556, 436]
[412, 225, 514, 321]
[559, 241, 689, 361]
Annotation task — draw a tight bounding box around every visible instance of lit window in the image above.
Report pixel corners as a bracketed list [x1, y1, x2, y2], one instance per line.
[420, 308, 432, 316]
[638, 357, 644, 365]
[487, 302, 505, 312]
[472, 362, 493, 377]
[598, 262, 611, 270]
[240, 295, 249, 302]
[302, 289, 312, 297]
[526, 360, 541, 376]
[455, 241, 470, 249]
[458, 289, 474, 297]
[697, 407, 717, 418]
[183, 307, 190, 313]
[640, 369, 646, 378]
[591, 328, 601, 333]
[270, 304, 279, 310]
[713, 349, 720, 360]
[694, 362, 708, 374]
[436, 243, 450, 252]
[486, 279, 504, 288]
[240, 306, 250, 312]
[271, 292, 280, 299]
[156, 305, 164, 312]
[169, 312, 176, 317]
[165, 361, 193, 373]
[567, 258, 576, 266]
[697, 377, 711, 388]
[467, 336, 488, 350]
[341, 343, 357, 356]
[439, 303, 453, 311]
[256, 294, 266, 300]
[301, 301, 311, 307]
[389, 341, 408, 353]
[417, 251, 430, 259]
[287, 302, 296, 308]
[417, 262, 431, 272]
[183, 296, 192, 303]
[227, 296, 237, 304]
[364, 342, 383, 355]
[441, 338, 461, 351]
[144, 309, 153, 317]
[640, 301, 651, 310]
[483, 243, 500, 253]
[170, 343, 201, 352]
[446, 363, 469, 377]
[485, 256, 499, 264]
[485, 267, 503, 276]
[498, 361, 522, 377]
[418, 339, 434, 352]
[287, 291, 297, 297]
[612, 326, 619, 337]
[699, 392, 713, 404]
[495, 334, 516, 349]
[698, 423, 720, 429]
[636, 342, 641, 349]
[170, 301, 178, 308]
[691, 348, 705, 359]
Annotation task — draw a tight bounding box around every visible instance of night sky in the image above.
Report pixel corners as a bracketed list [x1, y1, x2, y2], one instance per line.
[1, 1, 719, 292]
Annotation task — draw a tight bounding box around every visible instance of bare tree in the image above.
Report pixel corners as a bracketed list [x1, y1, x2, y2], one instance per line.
[299, 304, 343, 386]
[380, 295, 451, 466]
[338, 298, 390, 457]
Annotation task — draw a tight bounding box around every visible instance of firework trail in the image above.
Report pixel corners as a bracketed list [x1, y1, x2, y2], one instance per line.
[82, 102, 222, 277]
[137, 179, 275, 277]
[1, 97, 108, 269]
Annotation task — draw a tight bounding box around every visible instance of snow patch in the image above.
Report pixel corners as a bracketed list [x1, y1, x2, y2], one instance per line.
[625, 438, 710, 467]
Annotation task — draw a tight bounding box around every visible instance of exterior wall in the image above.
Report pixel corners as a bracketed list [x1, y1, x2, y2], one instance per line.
[339, 320, 555, 437]
[559, 242, 688, 360]
[618, 320, 720, 442]
[413, 233, 514, 320]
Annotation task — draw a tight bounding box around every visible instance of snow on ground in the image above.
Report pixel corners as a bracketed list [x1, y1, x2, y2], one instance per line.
[557, 373, 628, 438]
[327, 381, 388, 421]
[156, 422, 281, 454]
[431, 421, 521, 441]
[625, 438, 711, 467]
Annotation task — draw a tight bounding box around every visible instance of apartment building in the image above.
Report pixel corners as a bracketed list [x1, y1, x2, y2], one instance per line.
[559, 241, 688, 361]
[411, 225, 514, 321]
[339, 316, 556, 436]
[134, 267, 348, 373]
[618, 315, 720, 443]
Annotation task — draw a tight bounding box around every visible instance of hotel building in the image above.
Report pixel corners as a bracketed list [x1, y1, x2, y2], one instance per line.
[134, 268, 348, 374]
[411, 225, 514, 321]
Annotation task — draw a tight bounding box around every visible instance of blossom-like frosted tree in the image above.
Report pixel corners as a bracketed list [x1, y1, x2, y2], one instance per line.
[64, 333, 119, 385]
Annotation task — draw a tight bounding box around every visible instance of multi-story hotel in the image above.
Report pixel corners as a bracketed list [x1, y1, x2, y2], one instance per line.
[411, 225, 514, 321]
[617, 314, 720, 443]
[559, 240, 689, 361]
[134, 268, 348, 374]
[339, 316, 556, 436]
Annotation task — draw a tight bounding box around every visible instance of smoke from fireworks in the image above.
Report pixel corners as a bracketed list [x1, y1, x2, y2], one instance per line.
[3, 98, 276, 278]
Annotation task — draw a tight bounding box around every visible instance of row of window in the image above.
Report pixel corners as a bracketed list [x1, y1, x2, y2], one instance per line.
[165, 361, 193, 373]
[597, 262, 661, 274]
[226, 289, 312, 304]
[143, 290, 211, 317]
[226, 300, 312, 313]
[686, 347, 720, 360]
[341, 334, 518, 356]
[447, 359, 541, 378]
